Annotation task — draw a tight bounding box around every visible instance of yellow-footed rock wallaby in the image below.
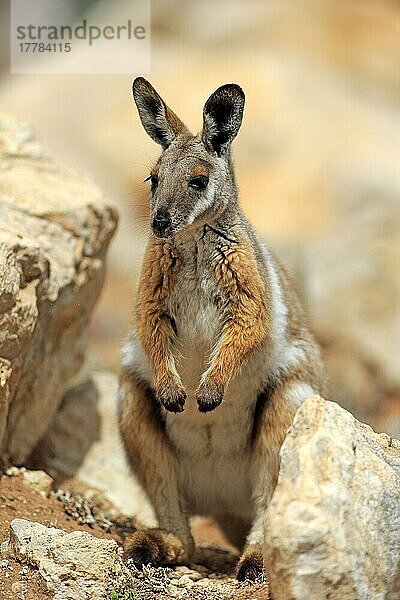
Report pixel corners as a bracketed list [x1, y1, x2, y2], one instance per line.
[119, 77, 326, 580]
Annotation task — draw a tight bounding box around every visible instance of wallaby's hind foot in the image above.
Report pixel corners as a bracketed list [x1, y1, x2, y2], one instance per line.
[236, 544, 264, 582]
[124, 528, 192, 567]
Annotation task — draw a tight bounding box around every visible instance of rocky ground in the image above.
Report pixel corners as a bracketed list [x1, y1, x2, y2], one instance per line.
[0, 468, 269, 600]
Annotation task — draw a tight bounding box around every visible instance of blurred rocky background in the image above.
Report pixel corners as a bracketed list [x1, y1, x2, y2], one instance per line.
[0, 0, 398, 436]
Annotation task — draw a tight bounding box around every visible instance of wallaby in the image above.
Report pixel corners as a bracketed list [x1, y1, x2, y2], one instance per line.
[119, 77, 326, 580]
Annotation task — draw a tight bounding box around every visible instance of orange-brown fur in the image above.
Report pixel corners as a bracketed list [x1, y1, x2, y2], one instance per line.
[197, 238, 271, 398]
[191, 164, 209, 177]
[135, 240, 186, 411]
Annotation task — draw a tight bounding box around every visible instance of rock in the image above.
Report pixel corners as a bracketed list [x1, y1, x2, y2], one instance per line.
[0, 541, 9, 556]
[0, 115, 118, 465]
[177, 575, 194, 587]
[30, 371, 155, 524]
[5, 466, 26, 476]
[8, 518, 124, 600]
[21, 469, 53, 497]
[11, 581, 26, 594]
[264, 396, 400, 600]
[174, 566, 204, 581]
[301, 179, 400, 413]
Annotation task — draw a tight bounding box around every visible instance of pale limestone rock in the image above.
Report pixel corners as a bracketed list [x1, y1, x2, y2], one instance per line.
[21, 469, 53, 497]
[264, 396, 400, 600]
[9, 518, 123, 600]
[0, 115, 118, 465]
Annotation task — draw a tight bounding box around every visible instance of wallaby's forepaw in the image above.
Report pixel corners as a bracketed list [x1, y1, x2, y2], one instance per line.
[196, 382, 223, 412]
[236, 544, 264, 581]
[156, 383, 187, 413]
[124, 528, 191, 566]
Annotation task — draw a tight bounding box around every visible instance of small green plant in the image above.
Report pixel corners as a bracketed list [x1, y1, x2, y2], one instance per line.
[110, 588, 139, 600]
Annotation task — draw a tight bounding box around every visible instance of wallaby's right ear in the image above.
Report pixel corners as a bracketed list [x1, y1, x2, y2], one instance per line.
[132, 77, 188, 149]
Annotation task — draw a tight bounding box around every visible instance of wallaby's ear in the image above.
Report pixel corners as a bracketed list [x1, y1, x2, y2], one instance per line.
[202, 84, 245, 157]
[132, 77, 188, 149]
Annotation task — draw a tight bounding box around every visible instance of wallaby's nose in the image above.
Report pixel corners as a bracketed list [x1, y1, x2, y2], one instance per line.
[152, 210, 172, 237]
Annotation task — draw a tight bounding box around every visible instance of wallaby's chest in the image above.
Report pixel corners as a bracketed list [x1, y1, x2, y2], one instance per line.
[161, 238, 263, 518]
[167, 243, 222, 345]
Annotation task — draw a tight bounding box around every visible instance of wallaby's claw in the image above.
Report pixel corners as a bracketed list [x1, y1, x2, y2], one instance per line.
[157, 386, 186, 413]
[196, 384, 223, 412]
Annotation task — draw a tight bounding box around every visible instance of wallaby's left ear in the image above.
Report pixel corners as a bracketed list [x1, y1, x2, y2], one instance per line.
[202, 84, 245, 157]
[132, 77, 188, 149]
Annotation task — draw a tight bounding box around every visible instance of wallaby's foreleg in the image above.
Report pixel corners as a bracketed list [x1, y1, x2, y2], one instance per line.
[237, 378, 316, 580]
[136, 240, 186, 412]
[119, 370, 193, 565]
[197, 241, 270, 412]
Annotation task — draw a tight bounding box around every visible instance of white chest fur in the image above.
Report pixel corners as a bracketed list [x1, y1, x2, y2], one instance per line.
[168, 254, 221, 344]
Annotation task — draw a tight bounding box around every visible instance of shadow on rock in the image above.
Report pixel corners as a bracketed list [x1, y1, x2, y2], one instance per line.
[28, 377, 101, 486]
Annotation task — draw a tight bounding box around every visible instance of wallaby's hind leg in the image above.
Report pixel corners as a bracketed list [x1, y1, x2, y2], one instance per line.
[215, 514, 249, 551]
[118, 370, 193, 565]
[237, 379, 315, 581]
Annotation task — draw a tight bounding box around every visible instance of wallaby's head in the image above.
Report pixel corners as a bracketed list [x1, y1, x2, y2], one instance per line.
[132, 77, 245, 238]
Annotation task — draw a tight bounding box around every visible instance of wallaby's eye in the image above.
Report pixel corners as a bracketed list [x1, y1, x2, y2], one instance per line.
[189, 175, 209, 191]
[144, 174, 159, 190]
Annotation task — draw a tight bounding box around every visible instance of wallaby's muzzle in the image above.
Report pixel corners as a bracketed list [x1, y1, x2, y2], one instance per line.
[152, 209, 173, 238]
